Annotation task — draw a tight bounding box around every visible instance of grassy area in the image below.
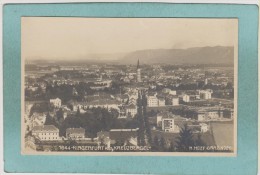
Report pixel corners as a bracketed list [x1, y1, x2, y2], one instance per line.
[210, 121, 234, 149]
[151, 130, 215, 148]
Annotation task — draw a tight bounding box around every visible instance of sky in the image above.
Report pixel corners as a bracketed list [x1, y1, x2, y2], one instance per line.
[21, 17, 238, 61]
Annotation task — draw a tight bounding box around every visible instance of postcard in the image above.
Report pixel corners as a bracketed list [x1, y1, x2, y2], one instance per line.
[21, 17, 237, 155]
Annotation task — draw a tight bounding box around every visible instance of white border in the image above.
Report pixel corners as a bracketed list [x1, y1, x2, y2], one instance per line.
[0, 1, 258, 175]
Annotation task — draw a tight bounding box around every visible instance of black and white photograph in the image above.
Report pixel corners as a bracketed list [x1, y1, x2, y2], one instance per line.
[22, 17, 237, 155]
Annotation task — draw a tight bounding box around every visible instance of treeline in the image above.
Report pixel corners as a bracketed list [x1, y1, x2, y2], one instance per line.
[26, 80, 128, 102]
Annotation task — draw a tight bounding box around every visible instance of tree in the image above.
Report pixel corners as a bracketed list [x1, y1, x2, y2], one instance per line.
[56, 108, 64, 121]
[159, 137, 166, 151]
[176, 124, 195, 152]
[44, 113, 58, 127]
[168, 141, 175, 152]
[76, 107, 80, 117]
[195, 133, 206, 150]
[152, 136, 160, 151]
[142, 93, 152, 146]
[136, 92, 145, 146]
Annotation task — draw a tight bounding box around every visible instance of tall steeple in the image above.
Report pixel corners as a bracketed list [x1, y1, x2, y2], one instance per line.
[137, 59, 141, 82]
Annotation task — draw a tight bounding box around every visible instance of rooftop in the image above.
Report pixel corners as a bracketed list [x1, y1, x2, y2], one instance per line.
[125, 104, 137, 109]
[66, 128, 85, 134]
[32, 125, 59, 132]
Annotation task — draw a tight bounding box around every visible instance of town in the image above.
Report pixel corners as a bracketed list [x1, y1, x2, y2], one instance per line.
[24, 60, 234, 152]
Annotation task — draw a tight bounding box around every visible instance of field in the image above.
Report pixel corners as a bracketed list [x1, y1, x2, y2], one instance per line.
[151, 129, 215, 148]
[210, 121, 234, 149]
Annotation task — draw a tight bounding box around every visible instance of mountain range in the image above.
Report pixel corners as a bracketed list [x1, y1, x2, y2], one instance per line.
[29, 46, 234, 65]
[120, 46, 234, 65]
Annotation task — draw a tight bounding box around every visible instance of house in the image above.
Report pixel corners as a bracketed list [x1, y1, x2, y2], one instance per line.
[200, 123, 209, 133]
[70, 101, 84, 112]
[125, 104, 137, 117]
[182, 94, 190, 102]
[66, 128, 85, 140]
[172, 97, 179, 106]
[157, 112, 185, 133]
[50, 98, 62, 108]
[86, 99, 121, 111]
[187, 125, 201, 133]
[223, 108, 234, 119]
[32, 125, 59, 141]
[158, 97, 165, 106]
[196, 108, 224, 121]
[166, 95, 179, 106]
[129, 97, 137, 105]
[162, 88, 171, 94]
[157, 112, 173, 127]
[187, 123, 209, 133]
[199, 90, 212, 100]
[31, 112, 47, 128]
[162, 118, 175, 132]
[109, 128, 139, 146]
[147, 96, 158, 107]
[114, 94, 129, 103]
[169, 90, 177, 95]
[97, 131, 111, 147]
[162, 88, 176, 95]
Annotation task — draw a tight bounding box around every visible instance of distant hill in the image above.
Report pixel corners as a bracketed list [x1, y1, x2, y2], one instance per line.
[121, 46, 234, 65]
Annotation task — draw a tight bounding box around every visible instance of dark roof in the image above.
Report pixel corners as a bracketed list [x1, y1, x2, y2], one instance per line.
[32, 125, 59, 132]
[66, 128, 85, 134]
[125, 104, 136, 109]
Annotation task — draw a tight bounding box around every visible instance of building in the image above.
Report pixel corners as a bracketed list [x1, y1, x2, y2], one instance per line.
[156, 112, 174, 127]
[182, 94, 190, 102]
[125, 104, 137, 117]
[32, 125, 59, 141]
[31, 112, 47, 129]
[200, 123, 209, 133]
[205, 78, 208, 85]
[70, 101, 84, 112]
[162, 88, 176, 95]
[199, 90, 212, 100]
[162, 88, 171, 94]
[172, 97, 179, 106]
[86, 99, 121, 111]
[136, 59, 142, 82]
[50, 98, 62, 108]
[97, 131, 111, 147]
[166, 95, 179, 106]
[109, 128, 139, 146]
[147, 96, 158, 107]
[196, 109, 223, 121]
[66, 128, 85, 140]
[187, 123, 209, 133]
[223, 109, 234, 119]
[169, 90, 177, 95]
[162, 118, 175, 132]
[158, 97, 165, 106]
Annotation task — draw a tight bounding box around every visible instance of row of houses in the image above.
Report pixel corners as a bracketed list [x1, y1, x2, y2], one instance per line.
[32, 125, 86, 141]
[31, 125, 139, 148]
[156, 112, 209, 133]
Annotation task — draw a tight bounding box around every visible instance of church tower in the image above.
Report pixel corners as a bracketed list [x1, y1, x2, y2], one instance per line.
[137, 59, 142, 82]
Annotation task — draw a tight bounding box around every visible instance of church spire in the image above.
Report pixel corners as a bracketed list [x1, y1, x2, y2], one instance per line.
[137, 59, 140, 69]
[136, 59, 141, 82]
